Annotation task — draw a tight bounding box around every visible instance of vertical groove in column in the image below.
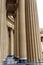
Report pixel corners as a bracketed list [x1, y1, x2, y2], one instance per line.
[14, 17, 17, 56]
[16, 0, 19, 58]
[16, 1, 19, 57]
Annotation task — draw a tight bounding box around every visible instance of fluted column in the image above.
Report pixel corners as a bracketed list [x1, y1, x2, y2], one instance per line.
[25, 0, 41, 62]
[0, 0, 8, 63]
[19, 0, 27, 59]
[11, 29, 14, 55]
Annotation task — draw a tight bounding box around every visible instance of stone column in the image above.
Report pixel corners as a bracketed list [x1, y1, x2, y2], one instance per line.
[0, 0, 8, 63]
[19, 0, 27, 60]
[16, 0, 19, 58]
[25, 0, 42, 62]
[11, 29, 14, 55]
[35, 0, 42, 61]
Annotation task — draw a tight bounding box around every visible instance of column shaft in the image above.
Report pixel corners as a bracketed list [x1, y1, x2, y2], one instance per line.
[19, 0, 27, 59]
[0, 0, 8, 63]
[11, 29, 14, 55]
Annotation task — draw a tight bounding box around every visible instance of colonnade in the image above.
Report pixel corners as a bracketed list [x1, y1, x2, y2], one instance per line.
[0, 0, 42, 63]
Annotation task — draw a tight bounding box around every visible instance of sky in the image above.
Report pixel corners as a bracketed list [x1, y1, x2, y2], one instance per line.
[36, 0, 43, 28]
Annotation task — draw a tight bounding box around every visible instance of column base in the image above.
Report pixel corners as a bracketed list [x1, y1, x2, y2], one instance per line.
[19, 59, 29, 64]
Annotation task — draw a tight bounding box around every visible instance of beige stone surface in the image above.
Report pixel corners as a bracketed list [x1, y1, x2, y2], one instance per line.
[0, 0, 42, 63]
[19, 0, 27, 59]
[0, 0, 8, 63]
[16, 8, 19, 58]
[11, 29, 14, 55]
[25, 0, 42, 62]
